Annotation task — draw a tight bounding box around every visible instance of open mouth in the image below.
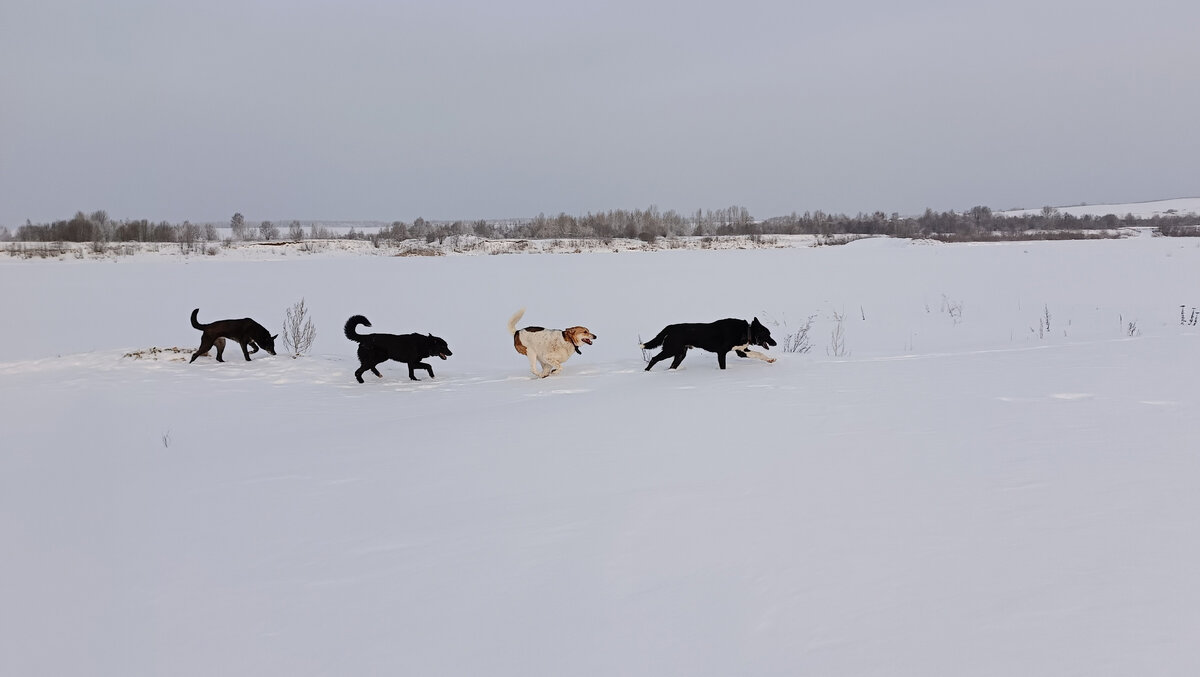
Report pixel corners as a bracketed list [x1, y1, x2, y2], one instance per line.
[439, 353, 449, 360]
[582, 337, 593, 345]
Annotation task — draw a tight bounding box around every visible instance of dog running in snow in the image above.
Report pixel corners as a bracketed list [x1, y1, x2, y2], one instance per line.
[344, 315, 452, 383]
[189, 308, 278, 363]
[508, 308, 596, 378]
[640, 317, 776, 371]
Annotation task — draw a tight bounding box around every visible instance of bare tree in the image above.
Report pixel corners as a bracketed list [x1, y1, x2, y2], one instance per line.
[259, 220, 279, 240]
[230, 212, 247, 240]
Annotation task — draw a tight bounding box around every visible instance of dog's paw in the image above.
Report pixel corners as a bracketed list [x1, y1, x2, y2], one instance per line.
[767, 357, 777, 363]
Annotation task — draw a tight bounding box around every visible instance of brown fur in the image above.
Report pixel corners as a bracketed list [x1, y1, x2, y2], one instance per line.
[513, 326, 545, 356]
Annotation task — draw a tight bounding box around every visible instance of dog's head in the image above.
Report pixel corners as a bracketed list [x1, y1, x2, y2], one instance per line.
[259, 333, 279, 356]
[750, 318, 776, 350]
[563, 326, 596, 351]
[427, 334, 452, 360]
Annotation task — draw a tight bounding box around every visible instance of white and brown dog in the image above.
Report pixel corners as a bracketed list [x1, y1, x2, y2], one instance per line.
[508, 308, 597, 378]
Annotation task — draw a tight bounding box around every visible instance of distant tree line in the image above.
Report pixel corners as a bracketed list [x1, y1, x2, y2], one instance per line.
[6, 205, 1198, 245]
[760, 206, 1196, 240]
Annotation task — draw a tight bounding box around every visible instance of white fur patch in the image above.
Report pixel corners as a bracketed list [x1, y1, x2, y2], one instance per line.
[518, 328, 580, 377]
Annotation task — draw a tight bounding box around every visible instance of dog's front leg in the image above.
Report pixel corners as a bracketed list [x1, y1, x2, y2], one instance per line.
[408, 361, 435, 380]
[527, 350, 542, 377]
[239, 340, 253, 361]
[741, 349, 776, 363]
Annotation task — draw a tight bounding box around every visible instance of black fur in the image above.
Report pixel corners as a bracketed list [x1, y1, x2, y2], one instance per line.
[189, 308, 278, 363]
[344, 315, 453, 383]
[642, 317, 776, 371]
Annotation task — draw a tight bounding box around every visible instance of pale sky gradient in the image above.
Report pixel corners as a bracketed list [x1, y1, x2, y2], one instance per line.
[2, 0, 1198, 226]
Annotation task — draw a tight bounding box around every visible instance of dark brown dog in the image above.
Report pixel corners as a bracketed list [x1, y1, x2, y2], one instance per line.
[189, 308, 278, 363]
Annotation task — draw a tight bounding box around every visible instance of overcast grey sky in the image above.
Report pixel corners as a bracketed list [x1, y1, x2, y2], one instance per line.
[2, 0, 1197, 226]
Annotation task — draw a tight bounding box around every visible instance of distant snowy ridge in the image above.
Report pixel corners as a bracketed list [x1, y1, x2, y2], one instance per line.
[998, 197, 1200, 219]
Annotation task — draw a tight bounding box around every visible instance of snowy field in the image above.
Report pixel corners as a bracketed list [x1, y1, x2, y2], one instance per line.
[3, 232, 1200, 676]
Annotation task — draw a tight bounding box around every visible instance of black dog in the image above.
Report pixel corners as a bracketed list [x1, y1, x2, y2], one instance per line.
[641, 317, 777, 371]
[189, 308, 278, 363]
[344, 315, 452, 383]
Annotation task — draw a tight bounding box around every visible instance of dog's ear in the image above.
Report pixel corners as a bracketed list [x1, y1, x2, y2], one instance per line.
[271, 333, 279, 340]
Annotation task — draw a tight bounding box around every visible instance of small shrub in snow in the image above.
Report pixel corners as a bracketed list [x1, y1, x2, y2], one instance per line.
[941, 294, 963, 325]
[1180, 305, 1198, 326]
[282, 298, 317, 358]
[758, 312, 815, 354]
[828, 310, 847, 357]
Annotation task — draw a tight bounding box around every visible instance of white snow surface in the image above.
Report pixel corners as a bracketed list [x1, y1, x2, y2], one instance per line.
[3, 235, 1200, 676]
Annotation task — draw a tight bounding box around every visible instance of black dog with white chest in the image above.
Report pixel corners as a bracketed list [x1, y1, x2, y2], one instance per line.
[641, 317, 777, 370]
[344, 315, 452, 383]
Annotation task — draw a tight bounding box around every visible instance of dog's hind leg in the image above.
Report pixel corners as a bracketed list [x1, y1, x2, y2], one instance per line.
[354, 346, 383, 383]
[190, 335, 217, 363]
[669, 348, 688, 369]
[645, 349, 672, 371]
[354, 362, 382, 383]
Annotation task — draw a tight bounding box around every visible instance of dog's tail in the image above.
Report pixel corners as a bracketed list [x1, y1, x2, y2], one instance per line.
[344, 315, 371, 342]
[506, 308, 526, 336]
[639, 328, 668, 350]
[507, 308, 528, 355]
[190, 308, 207, 330]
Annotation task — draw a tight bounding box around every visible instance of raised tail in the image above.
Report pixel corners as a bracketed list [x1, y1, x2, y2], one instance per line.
[639, 328, 668, 350]
[506, 308, 526, 336]
[508, 308, 528, 355]
[344, 315, 371, 342]
[190, 308, 206, 330]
